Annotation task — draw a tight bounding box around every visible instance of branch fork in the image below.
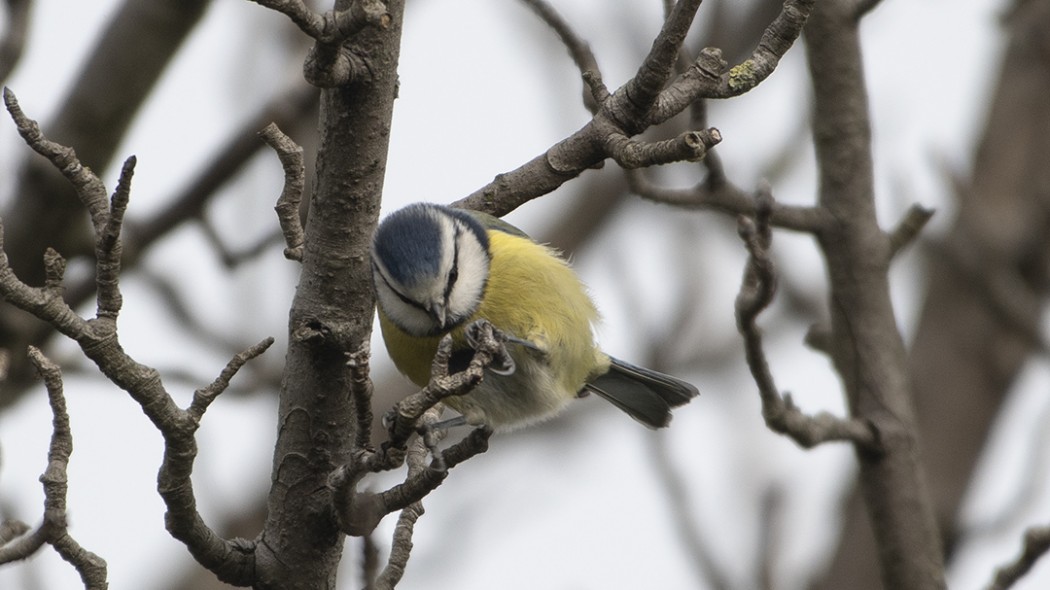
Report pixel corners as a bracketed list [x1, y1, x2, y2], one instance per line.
[734, 185, 880, 451]
[456, 0, 818, 218]
[0, 90, 275, 587]
[248, 0, 391, 87]
[330, 319, 506, 538]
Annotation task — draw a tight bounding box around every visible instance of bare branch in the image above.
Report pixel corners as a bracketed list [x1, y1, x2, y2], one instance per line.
[260, 122, 307, 262]
[455, 0, 818, 218]
[517, 0, 602, 112]
[330, 320, 502, 538]
[988, 525, 1050, 590]
[0, 222, 90, 341]
[0, 520, 30, 546]
[95, 156, 135, 320]
[626, 169, 830, 233]
[374, 502, 422, 590]
[188, 338, 274, 421]
[0, 348, 112, 588]
[735, 186, 880, 450]
[3, 88, 110, 233]
[2, 94, 269, 585]
[373, 408, 438, 590]
[887, 204, 934, 259]
[159, 340, 275, 585]
[605, 128, 721, 169]
[249, 0, 390, 42]
[381, 320, 509, 452]
[123, 83, 316, 264]
[623, 0, 704, 122]
[649, 0, 816, 120]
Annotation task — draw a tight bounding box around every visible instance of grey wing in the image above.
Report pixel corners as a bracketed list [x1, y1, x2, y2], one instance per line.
[456, 207, 532, 239]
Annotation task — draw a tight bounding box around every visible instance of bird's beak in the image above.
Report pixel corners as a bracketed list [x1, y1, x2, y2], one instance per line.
[426, 301, 448, 329]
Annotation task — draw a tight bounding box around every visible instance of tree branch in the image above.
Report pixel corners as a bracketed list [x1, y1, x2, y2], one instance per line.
[1, 93, 273, 587]
[330, 320, 505, 537]
[604, 128, 721, 169]
[735, 186, 880, 450]
[803, 0, 946, 585]
[454, 0, 816, 218]
[160, 340, 273, 585]
[648, 0, 816, 120]
[0, 348, 108, 589]
[887, 204, 935, 259]
[260, 122, 307, 262]
[517, 0, 602, 112]
[627, 167, 831, 232]
[988, 525, 1050, 590]
[3, 89, 109, 233]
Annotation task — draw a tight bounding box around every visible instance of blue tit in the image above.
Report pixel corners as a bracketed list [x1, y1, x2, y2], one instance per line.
[371, 202, 698, 431]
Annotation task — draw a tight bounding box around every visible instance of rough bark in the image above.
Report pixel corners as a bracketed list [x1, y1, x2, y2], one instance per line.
[253, 1, 404, 587]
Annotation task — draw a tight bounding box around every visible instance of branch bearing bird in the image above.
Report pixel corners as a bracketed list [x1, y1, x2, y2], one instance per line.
[371, 202, 698, 431]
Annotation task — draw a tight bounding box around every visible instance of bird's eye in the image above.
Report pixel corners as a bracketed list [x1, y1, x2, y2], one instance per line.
[448, 265, 458, 287]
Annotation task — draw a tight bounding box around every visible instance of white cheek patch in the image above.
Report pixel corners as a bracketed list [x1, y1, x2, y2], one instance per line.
[445, 225, 490, 323]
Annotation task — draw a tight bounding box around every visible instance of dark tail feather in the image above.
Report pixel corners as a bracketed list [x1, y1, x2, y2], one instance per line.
[584, 357, 699, 429]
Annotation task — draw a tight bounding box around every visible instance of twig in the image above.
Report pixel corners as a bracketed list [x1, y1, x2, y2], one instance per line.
[330, 320, 503, 537]
[604, 128, 721, 169]
[734, 186, 879, 451]
[3, 88, 109, 233]
[626, 168, 831, 233]
[624, 0, 704, 123]
[248, 0, 389, 42]
[454, 0, 819, 218]
[887, 204, 934, 259]
[373, 409, 440, 590]
[0, 520, 30, 545]
[988, 525, 1050, 590]
[381, 320, 508, 454]
[0, 92, 267, 586]
[649, 0, 817, 120]
[0, 348, 109, 588]
[96, 156, 135, 320]
[517, 0, 602, 112]
[159, 341, 273, 585]
[260, 122, 306, 261]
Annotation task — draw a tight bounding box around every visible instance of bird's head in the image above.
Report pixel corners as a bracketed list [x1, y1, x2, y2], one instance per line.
[371, 203, 490, 336]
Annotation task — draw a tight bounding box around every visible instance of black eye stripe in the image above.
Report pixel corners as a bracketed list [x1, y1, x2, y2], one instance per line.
[373, 260, 428, 313]
[443, 227, 461, 303]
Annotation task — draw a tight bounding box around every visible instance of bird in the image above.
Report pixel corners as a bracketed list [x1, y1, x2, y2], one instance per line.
[371, 202, 698, 432]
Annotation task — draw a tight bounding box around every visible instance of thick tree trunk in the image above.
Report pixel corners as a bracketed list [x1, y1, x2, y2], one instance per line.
[253, 2, 405, 588]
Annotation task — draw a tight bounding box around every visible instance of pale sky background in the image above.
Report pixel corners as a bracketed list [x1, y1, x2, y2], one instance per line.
[2, 0, 1048, 589]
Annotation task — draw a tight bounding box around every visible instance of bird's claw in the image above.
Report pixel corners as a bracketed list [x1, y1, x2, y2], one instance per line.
[465, 320, 516, 376]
